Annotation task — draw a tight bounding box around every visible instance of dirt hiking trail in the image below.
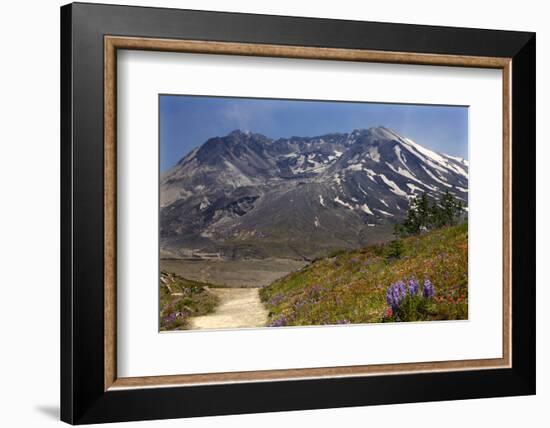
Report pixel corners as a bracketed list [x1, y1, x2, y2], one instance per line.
[190, 288, 268, 330]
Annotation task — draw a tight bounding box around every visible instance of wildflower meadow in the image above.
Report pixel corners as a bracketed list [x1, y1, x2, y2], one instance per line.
[260, 223, 468, 326]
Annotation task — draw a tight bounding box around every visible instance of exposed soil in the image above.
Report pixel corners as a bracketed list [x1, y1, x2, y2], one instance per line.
[189, 288, 268, 330]
[160, 258, 308, 288]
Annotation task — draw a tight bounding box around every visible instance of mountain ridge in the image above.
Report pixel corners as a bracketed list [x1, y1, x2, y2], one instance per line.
[160, 127, 468, 260]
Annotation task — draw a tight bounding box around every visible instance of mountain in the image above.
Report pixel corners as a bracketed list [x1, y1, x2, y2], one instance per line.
[160, 127, 468, 260]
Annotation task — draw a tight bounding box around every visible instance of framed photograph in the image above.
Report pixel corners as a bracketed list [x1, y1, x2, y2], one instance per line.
[61, 2, 535, 424]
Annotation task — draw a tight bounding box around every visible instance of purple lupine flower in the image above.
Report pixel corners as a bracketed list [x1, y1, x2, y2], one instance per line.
[408, 278, 420, 296]
[397, 281, 407, 299]
[162, 312, 178, 325]
[293, 300, 305, 311]
[268, 314, 290, 327]
[386, 285, 397, 309]
[386, 281, 407, 310]
[423, 279, 435, 298]
[268, 293, 284, 306]
[388, 284, 398, 309]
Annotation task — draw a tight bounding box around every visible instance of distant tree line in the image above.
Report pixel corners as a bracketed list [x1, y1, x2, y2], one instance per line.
[394, 190, 466, 238]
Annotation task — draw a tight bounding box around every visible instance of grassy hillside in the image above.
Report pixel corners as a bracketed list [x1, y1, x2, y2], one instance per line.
[160, 272, 220, 330]
[260, 223, 468, 326]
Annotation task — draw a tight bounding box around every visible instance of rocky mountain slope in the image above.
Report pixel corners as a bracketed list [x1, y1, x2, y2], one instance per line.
[160, 127, 468, 260]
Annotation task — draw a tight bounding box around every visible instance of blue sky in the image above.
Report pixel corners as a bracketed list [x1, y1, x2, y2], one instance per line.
[160, 95, 468, 172]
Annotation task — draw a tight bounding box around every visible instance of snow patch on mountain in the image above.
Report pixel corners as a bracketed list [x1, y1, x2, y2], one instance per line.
[360, 203, 374, 215]
[394, 145, 407, 165]
[379, 174, 408, 196]
[335, 196, 354, 210]
[386, 162, 425, 185]
[404, 137, 448, 166]
[368, 146, 380, 162]
[401, 138, 450, 174]
[444, 160, 468, 178]
[199, 198, 210, 210]
[363, 168, 378, 183]
[358, 183, 368, 196]
[346, 163, 364, 172]
[376, 208, 394, 217]
[445, 154, 468, 164]
[421, 165, 452, 188]
[406, 183, 425, 193]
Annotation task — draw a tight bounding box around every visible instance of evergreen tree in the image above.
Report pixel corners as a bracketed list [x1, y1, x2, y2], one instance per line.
[416, 193, 431, 229]
[402, 203, 421, 235]
[393, 222, 406, 239]
[397, 191, 465, 236]
[438, 190, 465, 226]
[385, 238, 404, 260]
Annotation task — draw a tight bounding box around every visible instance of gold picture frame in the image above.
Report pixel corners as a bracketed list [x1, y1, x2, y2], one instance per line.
[103, 36, 512, 391]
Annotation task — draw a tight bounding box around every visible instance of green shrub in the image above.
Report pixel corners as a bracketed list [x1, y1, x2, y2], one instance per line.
[385, 239, 404, 260]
